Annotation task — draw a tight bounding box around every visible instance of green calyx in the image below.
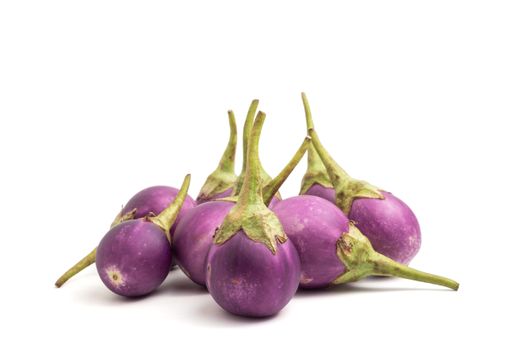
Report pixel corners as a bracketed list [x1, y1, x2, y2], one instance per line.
[149, 174, 191, 243]
[212, 196, 238, 203]
[300, 92, 333, 194]
[215, 201, 286, 254]
[233, 99, 274, 196]
[197, 111, 238, 202]
[214, 137, 310, 207]
[214, 111, 287, 254]
[110, 208, 138, 228]
[301, 92, 383, 214]
[332, 223, 459, 290]
[308, 127, 384, 215]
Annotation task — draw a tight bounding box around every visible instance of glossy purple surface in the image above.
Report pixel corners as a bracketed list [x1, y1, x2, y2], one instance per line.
[196, 188, 234, 205]
[306, 184, 421, 264]
[96, 220, 172, 297]
[349, 191, 421, 264]
[304, 183, 336, 203]
[206, 233, 300, 317]
[172, 201, 234, 286]
[273, 195, 348, 288]
[122, 186, 196, 235]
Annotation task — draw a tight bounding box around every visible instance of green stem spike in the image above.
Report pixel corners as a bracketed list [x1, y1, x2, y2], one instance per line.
[110, 207, 138, 228]
[233, 100, 273, 196]
[263, 137, 310, 206]
[332, 223, 459, 290]
[54, 208, 138, 288]
[300, 92, 333, 194]
[149, 174, 191, 243]
[55, 247, 97, 288]
[214, 137, 309, 206]
[214, 112, 287, 254]
[308, 127, 384, 215]
[197, 111, 238, 201]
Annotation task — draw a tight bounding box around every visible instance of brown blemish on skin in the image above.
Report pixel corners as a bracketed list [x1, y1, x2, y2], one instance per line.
[105, 266, 125, 288]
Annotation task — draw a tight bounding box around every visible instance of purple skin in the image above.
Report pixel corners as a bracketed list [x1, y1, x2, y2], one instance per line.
[206, 232, 301, 317]
[122, 186, 196, 235]
[348, 191, 420, 264]
[96, 220, 172, 297]
[196, 188, 234, 205]
[273, 194, 459, 290]
[172, 196, 280, 287]
[198, 190, 280, 207]
[304, 183, 335, 204]
[305, 185, 421, 264]
[172, 201, 234, 286]
[272, 195, 348, 288]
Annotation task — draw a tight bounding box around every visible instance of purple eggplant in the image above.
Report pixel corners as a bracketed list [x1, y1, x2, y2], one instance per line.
[96, 175, 191, 297]
[174, 114, 310, 287]
[55, 184, 195, 287]
[206, 111, 301, 317]
[300, 93, 420, 264]
[273, 194, 459, 290]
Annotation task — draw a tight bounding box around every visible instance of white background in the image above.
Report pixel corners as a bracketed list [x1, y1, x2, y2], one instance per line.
[1, 1, 524, 349]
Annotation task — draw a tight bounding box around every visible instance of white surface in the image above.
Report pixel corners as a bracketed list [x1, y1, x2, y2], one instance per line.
[1, 1, 524, 349]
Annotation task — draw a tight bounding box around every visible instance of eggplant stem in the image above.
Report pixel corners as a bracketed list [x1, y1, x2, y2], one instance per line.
[234, 100, 274, 196]
[299, 92, 332, 194]
[234, 100, 260, 196]
[264, 137, 310, 206]
[239, 113, 265, 205]
[149, 174, 191, 242]
[197, 110, 238, 201]
[309, 127, 383, 214]
[214, 111, 287, 254]
[55, 247, 97, 288]
[220, 110, 237, 174]
[372, 254, 460, 290]
[308, 128, 351, 183]
[332, 224, 459, 290]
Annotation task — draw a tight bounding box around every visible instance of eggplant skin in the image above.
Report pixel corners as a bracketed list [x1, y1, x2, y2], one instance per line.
[96, 220, 172, 297]
[206, 232, 300, 317]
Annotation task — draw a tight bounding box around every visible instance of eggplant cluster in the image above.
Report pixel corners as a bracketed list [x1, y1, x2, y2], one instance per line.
[56, 94, 459, 318]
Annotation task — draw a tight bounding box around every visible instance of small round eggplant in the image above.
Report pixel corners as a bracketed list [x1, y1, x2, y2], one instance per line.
[54, 184, 195, 287]
[206, 111, 301, 317]
[95, 175, 191, 297]
[300, 93, 421, 264]
[273, 194, 458, 290]
[172, 201, 234, 286]
[206, 231, 300, 317]
[96, 220, 172, 297]
[174, 116, 310, 288]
